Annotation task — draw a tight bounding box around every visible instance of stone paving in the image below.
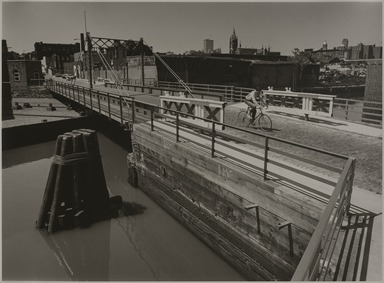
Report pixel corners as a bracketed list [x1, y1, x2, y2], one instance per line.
[226, 103, 382, 195]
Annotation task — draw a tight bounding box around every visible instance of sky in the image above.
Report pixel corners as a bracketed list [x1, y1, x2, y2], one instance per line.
[1, 1, 382, 56]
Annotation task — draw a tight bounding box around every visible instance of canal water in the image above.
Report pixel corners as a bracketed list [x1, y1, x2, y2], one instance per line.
[2, 133, 245, 281]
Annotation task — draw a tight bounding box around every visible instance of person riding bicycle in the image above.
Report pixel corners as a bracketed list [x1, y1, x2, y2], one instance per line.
[245, 87, 262, 121]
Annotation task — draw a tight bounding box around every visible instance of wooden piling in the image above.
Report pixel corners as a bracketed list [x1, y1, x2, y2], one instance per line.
[37, 129, 122, 233]
[35, 136, 63, 228]
[71, 133, 85, 213]
[48, 135, 73, 233]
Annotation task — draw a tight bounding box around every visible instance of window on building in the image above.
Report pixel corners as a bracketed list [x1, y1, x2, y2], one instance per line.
[34, 72, 39, 79]
[13, 70, 20, 82]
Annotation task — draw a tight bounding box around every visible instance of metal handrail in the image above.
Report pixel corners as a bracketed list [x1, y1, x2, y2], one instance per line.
[50, 81, 350, 162]
[104, 81, 225, 100]
[291, 157, 355, 281]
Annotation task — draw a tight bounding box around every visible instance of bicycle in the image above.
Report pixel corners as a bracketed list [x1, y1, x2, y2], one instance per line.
[238, 101, 273, 131]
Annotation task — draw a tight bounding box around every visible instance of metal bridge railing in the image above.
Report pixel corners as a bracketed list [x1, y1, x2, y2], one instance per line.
[157, 81, 383, 125]
[291, 157, 355, 280]
[47, 80, 355, 280]
[333, 98, 382, 125]
[104, 81, 224, 101]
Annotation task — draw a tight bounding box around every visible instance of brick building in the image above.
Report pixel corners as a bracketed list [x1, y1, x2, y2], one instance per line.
[157, 54, 319, 89]
[35, 42, 80, 74]
[307, 40, 382, 63]
[203, 39, 214, 53]
[7, 60, 44, 96]
[2, 40, 13, 119]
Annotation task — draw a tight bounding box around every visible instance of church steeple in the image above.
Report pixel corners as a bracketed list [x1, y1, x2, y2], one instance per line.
[229, 27, 238, 54]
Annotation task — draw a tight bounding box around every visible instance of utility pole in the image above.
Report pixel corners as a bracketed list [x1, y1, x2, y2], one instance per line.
[87, 32, 93, 89]
[80, 33, 85, 79]
[84, 10, 92, 88]
[140, 38, 145, 86]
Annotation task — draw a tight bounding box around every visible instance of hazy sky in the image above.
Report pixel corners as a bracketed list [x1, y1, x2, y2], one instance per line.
[1, 1, 382, 56]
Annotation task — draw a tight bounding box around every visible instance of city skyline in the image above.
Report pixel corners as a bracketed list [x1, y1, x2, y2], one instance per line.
[2, 1, 382, 56]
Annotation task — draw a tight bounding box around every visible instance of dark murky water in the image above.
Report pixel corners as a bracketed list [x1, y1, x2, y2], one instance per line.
[2, 134, 245, 281]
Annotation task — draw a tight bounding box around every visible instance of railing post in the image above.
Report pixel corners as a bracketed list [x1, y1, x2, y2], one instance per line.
[90, 89, 93, 110]
[176, 112, 180, 142]
[346, 158, 355, 214]
[263, 137, 269, 180]
[97, 91, 101, 114]
[83, 87, 86, 106]
[119, 96, 123, 125]
[211, 122, 216, 158]
[345, 100, 349, 120]
[131, 97, 135, 124]
[151, 109, 154, 131]
[72, 84, 75, 99]
[107, 93, 111, 119]
[77, 86, 80, 103]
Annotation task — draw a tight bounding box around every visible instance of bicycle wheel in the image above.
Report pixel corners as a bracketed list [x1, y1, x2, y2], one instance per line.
[258, 114, 272, 131]
[238, 110, 251, 127]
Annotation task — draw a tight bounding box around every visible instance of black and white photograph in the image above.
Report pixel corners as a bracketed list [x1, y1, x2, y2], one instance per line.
[1, 1, 382, 281]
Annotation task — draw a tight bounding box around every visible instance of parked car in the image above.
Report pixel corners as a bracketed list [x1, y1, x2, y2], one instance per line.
[65, 75, 76, 81]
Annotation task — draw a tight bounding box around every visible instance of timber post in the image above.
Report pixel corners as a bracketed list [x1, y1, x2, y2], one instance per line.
[36, 129, 122, 233]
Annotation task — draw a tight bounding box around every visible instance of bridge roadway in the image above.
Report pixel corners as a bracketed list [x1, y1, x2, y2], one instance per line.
[50, 77, 382, 281]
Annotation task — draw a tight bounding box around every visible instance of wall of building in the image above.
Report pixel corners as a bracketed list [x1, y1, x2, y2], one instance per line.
[250, 62, 297, 88]
[156, 55, 318, 89]
[364, 60, 382, 102]
[7, 60, 43, 95]
[2, 40, 14, 120]
[372, 47, 382, 59]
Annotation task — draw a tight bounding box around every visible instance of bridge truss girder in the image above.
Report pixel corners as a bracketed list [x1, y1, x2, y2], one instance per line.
[89, 35, 153, 56]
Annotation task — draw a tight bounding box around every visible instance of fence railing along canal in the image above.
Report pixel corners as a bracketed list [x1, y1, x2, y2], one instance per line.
[47, 79, 356, 281]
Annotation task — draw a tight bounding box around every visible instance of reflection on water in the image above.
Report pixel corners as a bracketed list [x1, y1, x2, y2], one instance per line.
[2, 133, 245, 281]
[38, 222, 111, 281]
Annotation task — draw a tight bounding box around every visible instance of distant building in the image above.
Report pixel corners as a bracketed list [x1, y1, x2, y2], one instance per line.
[229, 28, 238, 54]
[35, 42, 80, 74]
[307, 39, 382, 63]
[322, 40, 328, 50]
[342, 38, 349, 49]
[372, 46, 382, 59]
[2, 40, 13, 119]
[80, 37, 155, 85]
[212, 48, 222, 54]
[203, 39, 214, 53]
[236, 45, 280, 56]
[349, 43, 364, 60]
[156, 54, 318, 89]
[7, 60, 44, 96]
[236, 47, 261, 55]
[310, 48, 344, 64]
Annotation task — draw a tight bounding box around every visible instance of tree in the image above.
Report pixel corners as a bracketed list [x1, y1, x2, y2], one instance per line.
[290, 48, 318, 89]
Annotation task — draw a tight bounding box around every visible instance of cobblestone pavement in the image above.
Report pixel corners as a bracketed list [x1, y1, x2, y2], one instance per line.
[224, 107, 382, 195]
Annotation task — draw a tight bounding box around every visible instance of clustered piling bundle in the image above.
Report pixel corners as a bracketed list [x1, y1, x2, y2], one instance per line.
[36, 129, 122, 233]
